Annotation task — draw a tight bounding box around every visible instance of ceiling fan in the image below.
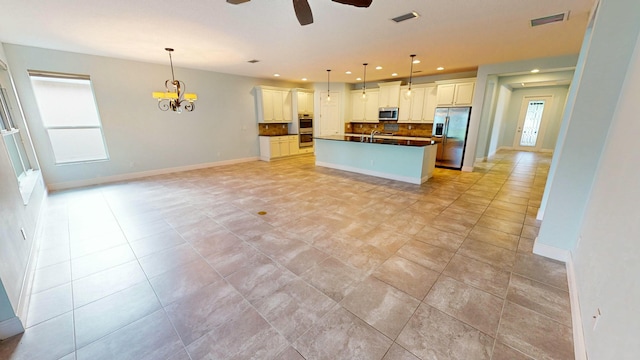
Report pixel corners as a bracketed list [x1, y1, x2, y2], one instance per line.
[227, 0, 373, 26]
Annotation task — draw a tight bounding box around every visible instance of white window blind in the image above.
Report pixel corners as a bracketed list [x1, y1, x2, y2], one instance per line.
[29, 72, 109, 164]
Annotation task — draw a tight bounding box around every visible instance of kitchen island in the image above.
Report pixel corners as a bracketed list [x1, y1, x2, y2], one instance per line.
[314, 135, 437, 184]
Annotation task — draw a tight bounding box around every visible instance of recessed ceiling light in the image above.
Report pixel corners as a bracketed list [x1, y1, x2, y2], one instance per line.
[531, 69, 540, 73]
[375, 66, 383, 70]
[391, 73, 398, 77]
[345, 71, 352, 74]
[412, 59, 421, 64]
[274, 73, 280, 77]
[437, 67, 444, 71]
[302, 78, 307, 81]
[356, 77, 362, 81]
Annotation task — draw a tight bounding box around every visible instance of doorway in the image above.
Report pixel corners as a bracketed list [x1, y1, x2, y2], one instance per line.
[319, 91, 341, 136]
[513, 95, 554, 151]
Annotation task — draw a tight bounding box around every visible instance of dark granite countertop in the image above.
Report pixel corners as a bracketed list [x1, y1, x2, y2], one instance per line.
[315, 135, 434, 147]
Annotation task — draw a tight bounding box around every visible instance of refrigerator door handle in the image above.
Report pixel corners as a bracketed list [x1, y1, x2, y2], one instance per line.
[443, 116, 450, 144]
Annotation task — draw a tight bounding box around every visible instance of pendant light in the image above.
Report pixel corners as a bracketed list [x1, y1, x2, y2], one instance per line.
[152, 48, 197, 113]
[361, 63, 368, 101]
[405, 54, 416, 99]
[326, 69, 331, 102]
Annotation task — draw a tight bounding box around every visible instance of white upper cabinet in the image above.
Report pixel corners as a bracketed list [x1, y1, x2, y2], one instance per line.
[398, 86, 424, 123]
[397, 85, 437, 123]
[350, 89, 379, 122]
[295, 90, 314, 115]
[377, 81, 402, 108]
[435, 79, 476, 106]
[422, 85, 438, 122]
[256, 86, 293, 123]
[283, 90, 293, 122]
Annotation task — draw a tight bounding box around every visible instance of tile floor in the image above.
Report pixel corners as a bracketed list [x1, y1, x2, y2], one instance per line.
[0, 150, 574, 359]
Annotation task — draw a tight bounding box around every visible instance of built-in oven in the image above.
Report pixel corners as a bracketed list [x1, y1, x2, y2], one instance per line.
[298, 114, 313, 148]
[299, 114, 313, 131]
[299, 132, 313, 147]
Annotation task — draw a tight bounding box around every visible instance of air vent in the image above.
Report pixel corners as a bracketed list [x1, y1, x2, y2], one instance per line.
[531, 12, 569, 27]
[392, 11, 420, 23]
[247, 59, 260, 63]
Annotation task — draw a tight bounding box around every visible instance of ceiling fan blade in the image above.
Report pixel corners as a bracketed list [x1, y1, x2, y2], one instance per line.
[331, 0, 373, 7]
[293, 0, 314, 26]
[226, 0, 250, 4]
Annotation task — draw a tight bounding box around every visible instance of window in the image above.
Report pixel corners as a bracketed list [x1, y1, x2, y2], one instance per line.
[1, 86, 32, 180]
[29, 71, 109, 164]
[1, 77, 36, 204]
[519, 100, 546, 147]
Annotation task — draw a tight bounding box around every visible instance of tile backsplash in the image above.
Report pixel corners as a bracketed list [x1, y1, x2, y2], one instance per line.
[345, 121, 433, 137]
[258, 123, 290, 136]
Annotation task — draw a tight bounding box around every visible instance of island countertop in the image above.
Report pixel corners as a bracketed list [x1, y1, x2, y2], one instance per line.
[315, 135, 434, 147]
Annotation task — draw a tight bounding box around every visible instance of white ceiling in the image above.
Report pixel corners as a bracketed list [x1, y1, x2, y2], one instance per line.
[0, 0, 594, 83]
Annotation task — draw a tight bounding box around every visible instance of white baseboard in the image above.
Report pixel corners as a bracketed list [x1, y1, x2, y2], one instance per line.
[461, 165, 474, 172]
[536, 208, 545, 221]
[16, 192, 48, 321]
[0, 316, 24, 340]
[532, 237, 570, 262]
[566, 254, 587, 360]
[47, 157, 259, 191]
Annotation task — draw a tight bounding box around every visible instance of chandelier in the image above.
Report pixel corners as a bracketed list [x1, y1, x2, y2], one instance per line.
[152, 48, 197, 113]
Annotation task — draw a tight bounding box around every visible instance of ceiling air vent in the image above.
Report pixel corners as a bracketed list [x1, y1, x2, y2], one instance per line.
[392, 11, 420, 23]
[530, 12, 569, 27]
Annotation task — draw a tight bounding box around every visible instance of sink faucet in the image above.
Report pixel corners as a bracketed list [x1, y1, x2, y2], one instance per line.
[370, 130, 380, 142]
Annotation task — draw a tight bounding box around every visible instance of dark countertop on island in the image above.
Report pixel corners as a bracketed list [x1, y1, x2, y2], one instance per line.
[315, 135, 434, 147]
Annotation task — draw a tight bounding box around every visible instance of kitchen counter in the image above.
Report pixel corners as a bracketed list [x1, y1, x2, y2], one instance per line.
[318, 134, 433, 147]
[343, 133, 432, 141]
[314, 135, 437, 184]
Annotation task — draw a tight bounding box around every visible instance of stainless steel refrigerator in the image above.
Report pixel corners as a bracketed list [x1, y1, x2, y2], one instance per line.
[431, 107, 472, 169]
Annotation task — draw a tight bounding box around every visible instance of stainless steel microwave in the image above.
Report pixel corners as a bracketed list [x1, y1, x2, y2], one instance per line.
[379, 107, 399, 121]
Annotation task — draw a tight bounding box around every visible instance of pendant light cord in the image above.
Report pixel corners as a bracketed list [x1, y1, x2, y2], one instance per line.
[362, 63, 368, 95]
[327, 69, 331, 100]
[409, 54, 416, 91]
[166, 48, 176, 83]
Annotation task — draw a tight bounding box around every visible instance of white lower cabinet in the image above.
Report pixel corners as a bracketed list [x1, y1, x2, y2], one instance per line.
[259, 135, 300, 161]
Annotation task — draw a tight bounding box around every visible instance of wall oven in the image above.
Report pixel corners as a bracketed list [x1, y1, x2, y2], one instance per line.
[299, 132, 313, 147]
[299, 114, 313, 148]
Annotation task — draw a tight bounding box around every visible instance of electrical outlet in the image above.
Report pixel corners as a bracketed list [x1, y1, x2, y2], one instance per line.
[592, 308, 602, 330]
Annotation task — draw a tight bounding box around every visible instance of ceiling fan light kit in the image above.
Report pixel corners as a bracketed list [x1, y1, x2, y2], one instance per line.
[227, 0, 373, 26]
